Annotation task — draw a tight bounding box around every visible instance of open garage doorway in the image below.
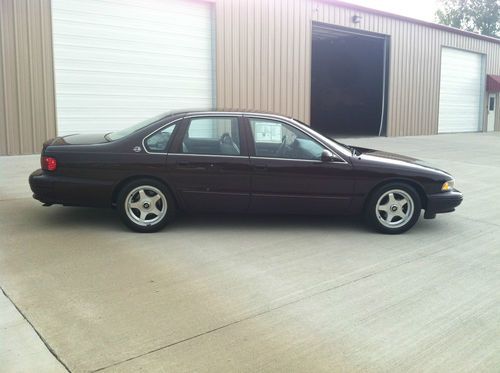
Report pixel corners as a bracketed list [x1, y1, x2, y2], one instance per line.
[311, 23, 389, 137]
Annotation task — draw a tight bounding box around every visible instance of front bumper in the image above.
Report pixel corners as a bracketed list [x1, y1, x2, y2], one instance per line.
[424, 189, 463, 219]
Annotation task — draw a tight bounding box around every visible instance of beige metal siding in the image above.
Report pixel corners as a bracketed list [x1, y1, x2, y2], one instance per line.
[215, 0, 312, 123]
[0, 0, 56, 155]
[215, 0, 500, 136]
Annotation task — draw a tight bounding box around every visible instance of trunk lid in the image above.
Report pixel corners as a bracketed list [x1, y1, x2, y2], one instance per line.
[43, 134, 110, 148]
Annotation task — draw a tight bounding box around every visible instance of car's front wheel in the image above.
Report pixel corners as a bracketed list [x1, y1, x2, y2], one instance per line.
[365, 183, 421, 234]
[117, 179, 175, 232]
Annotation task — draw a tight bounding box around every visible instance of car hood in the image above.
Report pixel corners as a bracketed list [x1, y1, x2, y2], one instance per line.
[46, 133, 110, 146]
[351, 146, 450, 175]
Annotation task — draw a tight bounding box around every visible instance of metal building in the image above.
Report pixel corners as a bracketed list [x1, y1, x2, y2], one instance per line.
[1, 0, 500, 155]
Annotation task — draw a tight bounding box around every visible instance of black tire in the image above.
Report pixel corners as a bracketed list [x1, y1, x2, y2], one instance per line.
[117, 178, 176, 233]
[365, 182, 421, 234]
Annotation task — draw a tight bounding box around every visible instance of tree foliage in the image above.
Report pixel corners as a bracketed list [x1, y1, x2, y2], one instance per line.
[436, 0, 500, 37]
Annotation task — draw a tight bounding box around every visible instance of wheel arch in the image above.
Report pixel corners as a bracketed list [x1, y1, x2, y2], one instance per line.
[111, 175, 178, 208]
[363, 178, 427, 211]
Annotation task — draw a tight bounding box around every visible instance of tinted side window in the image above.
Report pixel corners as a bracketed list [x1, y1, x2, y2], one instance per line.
[249, 119, 324, 160]
[182, 117, 240, 155]
[144, 123, 178, 153]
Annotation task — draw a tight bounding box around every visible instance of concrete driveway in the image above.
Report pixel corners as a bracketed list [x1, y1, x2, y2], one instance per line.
[1, 133, 499, 373]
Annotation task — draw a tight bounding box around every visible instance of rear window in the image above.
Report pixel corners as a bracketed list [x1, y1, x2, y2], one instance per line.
[105, 112, 171, 141]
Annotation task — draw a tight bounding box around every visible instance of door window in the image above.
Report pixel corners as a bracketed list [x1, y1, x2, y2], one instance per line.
[249, 119, 324, 160]
[182, 117, 240, 155]
[144, 122, 178, 153]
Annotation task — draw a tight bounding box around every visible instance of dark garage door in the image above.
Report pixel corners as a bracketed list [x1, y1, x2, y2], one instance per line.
[311, 23, 388, 137]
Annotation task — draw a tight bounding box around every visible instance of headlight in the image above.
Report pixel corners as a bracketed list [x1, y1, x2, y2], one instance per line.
[441, 179, 455, 191]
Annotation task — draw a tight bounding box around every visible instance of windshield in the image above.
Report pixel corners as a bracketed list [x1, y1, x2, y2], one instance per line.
[291, 119, 352, 156]
[105, 112, 171, 141]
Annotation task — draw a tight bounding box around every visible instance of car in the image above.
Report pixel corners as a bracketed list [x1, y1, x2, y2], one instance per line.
[29, 110, 463, 234]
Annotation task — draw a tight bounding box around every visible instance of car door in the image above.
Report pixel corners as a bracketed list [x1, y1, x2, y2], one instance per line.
[166, 115, 251, 212]
[245, 116, 354, 214]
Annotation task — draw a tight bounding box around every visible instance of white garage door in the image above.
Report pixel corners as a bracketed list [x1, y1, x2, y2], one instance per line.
[438, 48, 484, 133]
[52, 0, 214, 135]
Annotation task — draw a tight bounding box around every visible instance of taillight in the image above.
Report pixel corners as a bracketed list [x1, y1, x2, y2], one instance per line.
[41, 156, 57, 171]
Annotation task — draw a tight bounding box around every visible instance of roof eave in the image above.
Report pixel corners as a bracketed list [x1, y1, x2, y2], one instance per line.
[319, 0, 500, 45]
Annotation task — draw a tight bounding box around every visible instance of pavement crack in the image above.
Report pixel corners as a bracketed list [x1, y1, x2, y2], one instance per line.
[91, 241, 462, 372]
[0, 286, 72, 373]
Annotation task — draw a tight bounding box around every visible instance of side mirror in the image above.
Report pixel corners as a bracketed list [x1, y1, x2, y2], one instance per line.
[320, 149, 336, 162]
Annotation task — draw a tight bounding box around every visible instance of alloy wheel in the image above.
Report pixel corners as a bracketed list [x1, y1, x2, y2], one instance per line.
[125, 185, 167, 226]
[375, 189, 414, 229]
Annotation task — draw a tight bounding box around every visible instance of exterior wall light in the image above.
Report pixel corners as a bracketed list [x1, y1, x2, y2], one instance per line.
[352, 15, 362, 23]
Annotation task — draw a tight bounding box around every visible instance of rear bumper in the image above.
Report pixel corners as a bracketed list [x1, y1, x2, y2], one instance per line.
[424, 190, 463, 219]
[29, 169, 113, 207]
[29, 169, 58, 204]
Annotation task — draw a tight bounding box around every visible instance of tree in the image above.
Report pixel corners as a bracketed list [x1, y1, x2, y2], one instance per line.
[436, 0, 500, 38]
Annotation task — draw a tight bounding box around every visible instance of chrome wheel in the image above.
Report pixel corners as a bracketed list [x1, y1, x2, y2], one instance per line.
[375, 189, 414, 229]
[125, 186, 167, 227]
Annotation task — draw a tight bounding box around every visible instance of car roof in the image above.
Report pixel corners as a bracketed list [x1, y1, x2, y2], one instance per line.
[167, 109, 296, 123]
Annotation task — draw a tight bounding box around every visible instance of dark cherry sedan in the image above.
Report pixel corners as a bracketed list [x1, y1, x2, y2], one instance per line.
[29, 111, 462, 234]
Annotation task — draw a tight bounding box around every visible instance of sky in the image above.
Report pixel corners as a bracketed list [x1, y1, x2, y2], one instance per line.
[342, 0, 439, 22]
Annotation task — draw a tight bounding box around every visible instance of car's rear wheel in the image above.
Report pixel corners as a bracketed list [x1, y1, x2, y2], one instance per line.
[365, 183, 421, 234]
[117, 179, 175, 232]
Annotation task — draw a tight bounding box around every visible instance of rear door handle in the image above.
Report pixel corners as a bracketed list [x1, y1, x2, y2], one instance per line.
[253, 164, 268, 171]
[177, 162, 207, 170]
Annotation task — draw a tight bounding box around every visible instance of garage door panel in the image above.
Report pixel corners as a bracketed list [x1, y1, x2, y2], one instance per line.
[438, 48, 484, 133]
[57, 84, 211, 96]
[53, 51, 214, 70]
[56, 97, 208, 112]
[53, 24, 212, 48]
[54, 0, 212, 28]
[52, 0, 214, 135]
[56, 0, 211, 18]
[54, 59, 213, 77]
[55, 41, 212, 57]
[56, 73, 212, 90]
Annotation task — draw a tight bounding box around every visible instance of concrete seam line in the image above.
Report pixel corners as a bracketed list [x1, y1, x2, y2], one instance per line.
[91, 240, 466, 373]
[0, 197, 33, 202]
[454, 214, 500, 229]
[0, 286, 72, 373]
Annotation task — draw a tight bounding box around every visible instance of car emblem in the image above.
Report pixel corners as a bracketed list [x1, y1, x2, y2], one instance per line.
[133, 146, 142, 153]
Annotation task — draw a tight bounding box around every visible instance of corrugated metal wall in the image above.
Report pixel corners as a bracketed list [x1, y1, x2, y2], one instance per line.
[215, 0, 500, 136]
[215, 0, 312, 124]
[0, 0, 56, 155]
[1, 0, 499, 155]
